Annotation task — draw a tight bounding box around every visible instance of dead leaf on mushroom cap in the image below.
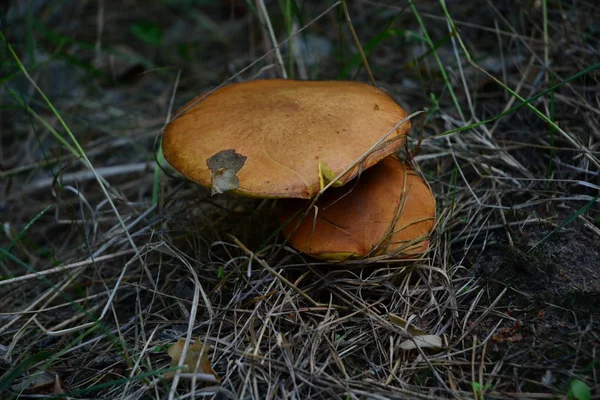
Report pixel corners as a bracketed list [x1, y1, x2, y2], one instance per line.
[166, 338, 220, 382]
[206, 149, 247, 195]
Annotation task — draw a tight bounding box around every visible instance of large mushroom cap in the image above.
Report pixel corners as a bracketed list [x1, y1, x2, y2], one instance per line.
[280, 156, 436, 260]
[162, 79, 410, 198]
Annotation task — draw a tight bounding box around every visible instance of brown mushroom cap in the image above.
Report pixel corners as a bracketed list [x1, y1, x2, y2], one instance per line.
[162, 79, 410, 198]
[280, 156, 436, 260]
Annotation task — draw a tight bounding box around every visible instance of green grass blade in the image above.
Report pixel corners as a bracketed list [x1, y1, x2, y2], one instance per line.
[410, 2, 465, 121]
[0, 31, 143, 266]
[0, 205, 52, 266]
[437, 62, 600, 138]
[339, 5, 407, 80]
[0, 351, 53, 394]
[546, 72, 556, 187]
[437, 1, 600, 168]
[529, 192, 600, 251]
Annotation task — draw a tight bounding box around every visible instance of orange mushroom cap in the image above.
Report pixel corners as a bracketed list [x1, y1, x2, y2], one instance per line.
[162, 79, 410, 198]
[280, 156, 436, 260]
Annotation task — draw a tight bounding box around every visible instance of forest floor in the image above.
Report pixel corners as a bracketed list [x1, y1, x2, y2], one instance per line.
[1, 1, 599, 399]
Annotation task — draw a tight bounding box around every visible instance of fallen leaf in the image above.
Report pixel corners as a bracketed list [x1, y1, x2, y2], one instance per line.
[492, 333, 523, 343]
[399, 335, 443, 350]
[166, 338, 220, 382]
[491, 320, 523, 343]
[568, 379, 591, 400]
[388, 313, 427, 336]
[52, 374, 67, 395]
[317, 161, 343, 189]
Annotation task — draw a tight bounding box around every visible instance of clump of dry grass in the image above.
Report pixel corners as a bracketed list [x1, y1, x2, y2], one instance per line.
[1, 1, 599, 399]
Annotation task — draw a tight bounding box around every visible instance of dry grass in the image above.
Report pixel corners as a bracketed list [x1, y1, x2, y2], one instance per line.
[1, 0, 599, 399]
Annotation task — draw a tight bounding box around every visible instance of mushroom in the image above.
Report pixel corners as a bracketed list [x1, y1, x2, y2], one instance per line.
[162, 79, 410, 199]
[162, 79, 435, 261]
[280, 155, 436, 260]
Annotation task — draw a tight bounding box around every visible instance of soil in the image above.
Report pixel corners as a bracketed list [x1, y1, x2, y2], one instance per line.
[467, 225, 600, 392]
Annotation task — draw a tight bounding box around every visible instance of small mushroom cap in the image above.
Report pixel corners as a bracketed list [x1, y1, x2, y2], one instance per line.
[280, 156, 436, 260]
[162, 79, 410, 198]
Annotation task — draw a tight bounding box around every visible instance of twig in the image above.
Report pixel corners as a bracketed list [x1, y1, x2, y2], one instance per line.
[341, 0, 375, 86]
[257, 0, 288, 79]
[0, 249, 135, 287]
